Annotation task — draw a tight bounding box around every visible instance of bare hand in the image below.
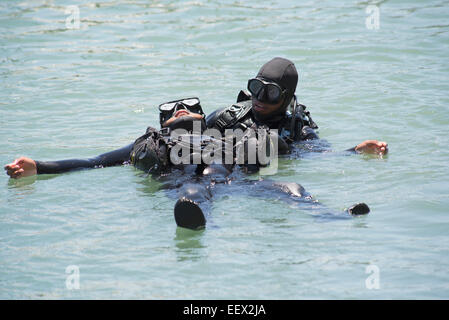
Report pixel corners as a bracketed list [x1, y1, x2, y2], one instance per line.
[4, 157, 37, 179]
[355, 140, 388, 155]
[162, 110, 204, 127]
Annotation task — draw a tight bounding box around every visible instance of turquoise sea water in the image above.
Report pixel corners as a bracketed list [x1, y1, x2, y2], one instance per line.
[1, 0, 449, 299]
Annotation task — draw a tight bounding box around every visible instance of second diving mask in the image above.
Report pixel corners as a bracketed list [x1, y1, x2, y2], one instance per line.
[159, 97, 205, 126]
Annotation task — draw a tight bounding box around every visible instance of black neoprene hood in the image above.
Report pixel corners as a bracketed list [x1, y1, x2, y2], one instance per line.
[252, 57, 299, 122]
[256, 57, 298, 101]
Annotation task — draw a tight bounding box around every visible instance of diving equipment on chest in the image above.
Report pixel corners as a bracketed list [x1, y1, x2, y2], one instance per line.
[213, 92, 318, 142]
[279, 98, 318, 142]
[130, 126, 169, 173]
[164, 130, 233, 166]
[214, 100, 254, 131]
[131, 125, 234, 172]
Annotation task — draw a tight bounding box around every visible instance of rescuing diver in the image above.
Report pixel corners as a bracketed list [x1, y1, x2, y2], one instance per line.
[206, 57, 387, 155]
[4, 57, 388, 230]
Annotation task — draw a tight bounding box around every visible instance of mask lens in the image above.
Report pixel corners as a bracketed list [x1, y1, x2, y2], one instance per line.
[159, 102, 176, 111]
[248, 79, 264, 96]
[266, 84, 281, 103]
[182, 98, 199, 107]
[256, 87, 266, 101]
[248, 78, 283, 104]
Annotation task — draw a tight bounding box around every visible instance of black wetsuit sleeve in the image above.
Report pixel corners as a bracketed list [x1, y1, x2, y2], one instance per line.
[345, 146, 358, 153]
[299, 126, 320, 141]
[35, 143, 134, 174]
[298, 125, 360, 154]
[205, 107, 226, 129]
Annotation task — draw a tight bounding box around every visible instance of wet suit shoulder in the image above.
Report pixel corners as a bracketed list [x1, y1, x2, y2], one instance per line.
[35, 143, 134, 174]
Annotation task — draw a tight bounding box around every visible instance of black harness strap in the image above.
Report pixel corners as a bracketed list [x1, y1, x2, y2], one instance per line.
[214, 101, 253, 131]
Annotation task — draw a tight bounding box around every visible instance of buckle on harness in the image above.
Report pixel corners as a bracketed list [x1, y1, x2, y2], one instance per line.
[215, 118, 227, 130]
[159, 127, 170, 136]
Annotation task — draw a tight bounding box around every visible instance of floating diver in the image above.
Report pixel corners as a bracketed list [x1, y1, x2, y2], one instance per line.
[4, 58, 387, 230]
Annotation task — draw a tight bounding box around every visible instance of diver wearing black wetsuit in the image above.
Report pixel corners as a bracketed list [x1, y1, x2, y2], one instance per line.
[206, 57, 323, 153]
[33, 59, 336, 174]
[202, 57, 375, 219]
[6, 58, 388, 230]
[32, 98, 237, 230]
[34, 98, 205, 175]
[30, 92, 370, 232]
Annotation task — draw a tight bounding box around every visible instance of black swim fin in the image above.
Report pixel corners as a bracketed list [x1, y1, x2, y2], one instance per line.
[174, 197, 206, 230]
[347, 203, 370, 216]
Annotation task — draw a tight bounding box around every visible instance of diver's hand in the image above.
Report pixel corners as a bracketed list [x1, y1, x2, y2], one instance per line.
[4, 157, 37, 179]
[354, 140, 388, 155]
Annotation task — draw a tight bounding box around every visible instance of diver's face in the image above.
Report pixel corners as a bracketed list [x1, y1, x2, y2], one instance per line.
[162, 110, 203, 127]
[251, 96, 284, 116]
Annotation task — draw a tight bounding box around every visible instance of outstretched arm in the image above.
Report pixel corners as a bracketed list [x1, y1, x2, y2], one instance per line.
[297, 126, 388, 156]
[4, 143, 134, 179]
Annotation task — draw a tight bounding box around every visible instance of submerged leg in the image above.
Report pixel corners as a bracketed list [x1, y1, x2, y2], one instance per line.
[174, 183, 212, 230]
[243, 179, 369, 218]
[347, 203, 370, 216]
